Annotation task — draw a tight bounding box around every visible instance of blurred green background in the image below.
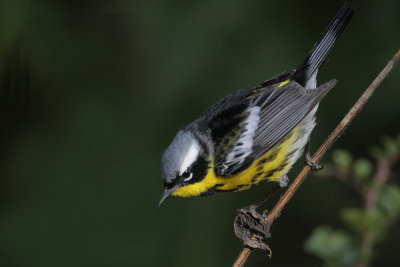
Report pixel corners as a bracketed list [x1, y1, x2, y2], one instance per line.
[0, 0, 399, 266]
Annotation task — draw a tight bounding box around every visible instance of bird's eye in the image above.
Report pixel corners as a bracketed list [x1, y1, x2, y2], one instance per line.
[182, 170, 193, 181]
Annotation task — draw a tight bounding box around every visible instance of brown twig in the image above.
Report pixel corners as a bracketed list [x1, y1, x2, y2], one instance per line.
[233, 49, 400, 267]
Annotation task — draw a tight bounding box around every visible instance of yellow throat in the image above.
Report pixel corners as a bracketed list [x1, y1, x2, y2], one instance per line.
[173, 125, 300, 197]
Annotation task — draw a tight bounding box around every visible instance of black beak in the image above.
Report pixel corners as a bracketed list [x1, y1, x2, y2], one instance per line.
[158, 185, 178, 206]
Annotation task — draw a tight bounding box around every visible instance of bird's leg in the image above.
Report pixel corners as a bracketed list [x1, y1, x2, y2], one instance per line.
[253, 185, 281, 208]
[304, 141, 323, 171]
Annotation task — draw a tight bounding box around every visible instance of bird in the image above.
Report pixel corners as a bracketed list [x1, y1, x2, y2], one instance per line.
[159, 3, 354, 206]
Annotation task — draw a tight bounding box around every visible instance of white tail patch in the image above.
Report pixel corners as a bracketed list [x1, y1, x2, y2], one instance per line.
[305, 70, 318, 90]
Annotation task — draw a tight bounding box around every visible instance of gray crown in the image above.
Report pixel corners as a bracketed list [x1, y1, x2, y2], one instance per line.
[161, 130, 198, 184]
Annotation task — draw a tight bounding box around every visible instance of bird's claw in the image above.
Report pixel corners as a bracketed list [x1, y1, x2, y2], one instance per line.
[305, 152, 323, 171]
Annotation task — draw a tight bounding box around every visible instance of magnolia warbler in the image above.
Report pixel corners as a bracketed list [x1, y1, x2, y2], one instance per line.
[159, 3, 354, 205]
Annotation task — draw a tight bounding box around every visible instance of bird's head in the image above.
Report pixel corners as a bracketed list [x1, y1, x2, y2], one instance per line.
[159, 129, 211, 205]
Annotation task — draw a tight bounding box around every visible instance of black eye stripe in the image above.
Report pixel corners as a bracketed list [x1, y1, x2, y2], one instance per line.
[182, 170, 192, 178]
[185, 156, 208, 184]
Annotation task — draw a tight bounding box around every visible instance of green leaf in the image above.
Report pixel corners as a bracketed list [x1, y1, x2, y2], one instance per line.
[352, 158, 373, 180]
[340, 208, 365, 232]
[341, 208, 386, 237]
[369, 145, 383, 159]
[332, 149, 353, 171]
[304, 225, 357, 266]
[397, 133, 400, 146]
[378, 185, 400, 217]
[381, 135, 398, 158]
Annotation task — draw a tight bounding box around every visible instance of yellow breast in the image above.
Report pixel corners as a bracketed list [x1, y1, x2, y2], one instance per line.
[173, 125, 300, 197]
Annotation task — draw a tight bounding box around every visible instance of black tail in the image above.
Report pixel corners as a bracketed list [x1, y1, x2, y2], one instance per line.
[293, 2, 354, 87]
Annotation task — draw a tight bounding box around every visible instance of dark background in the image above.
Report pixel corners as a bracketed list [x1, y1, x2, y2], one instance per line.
[0, 0, 399, 266]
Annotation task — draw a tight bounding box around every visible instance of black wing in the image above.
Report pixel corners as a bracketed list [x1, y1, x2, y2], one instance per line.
[251, 80, 336, 159]
[194, 71, 292, 174]
[204, 79, 337, 177]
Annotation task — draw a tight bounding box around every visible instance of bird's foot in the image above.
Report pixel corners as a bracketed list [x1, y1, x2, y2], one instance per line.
[305, 152, 323, 171]
[278, 174, 289, 187]
[304, 141, 323, 171]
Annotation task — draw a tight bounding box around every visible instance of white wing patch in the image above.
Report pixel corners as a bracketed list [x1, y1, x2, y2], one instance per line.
[224, 106, 260, 167]
[179, 141, 200, 175]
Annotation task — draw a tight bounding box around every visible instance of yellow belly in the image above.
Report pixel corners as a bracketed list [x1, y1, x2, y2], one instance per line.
[215, 124, 298, 192]
[173, 125, 300, 197]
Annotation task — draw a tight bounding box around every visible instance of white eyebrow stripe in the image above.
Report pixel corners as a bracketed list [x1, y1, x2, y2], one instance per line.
[179, 142, 200, 175]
